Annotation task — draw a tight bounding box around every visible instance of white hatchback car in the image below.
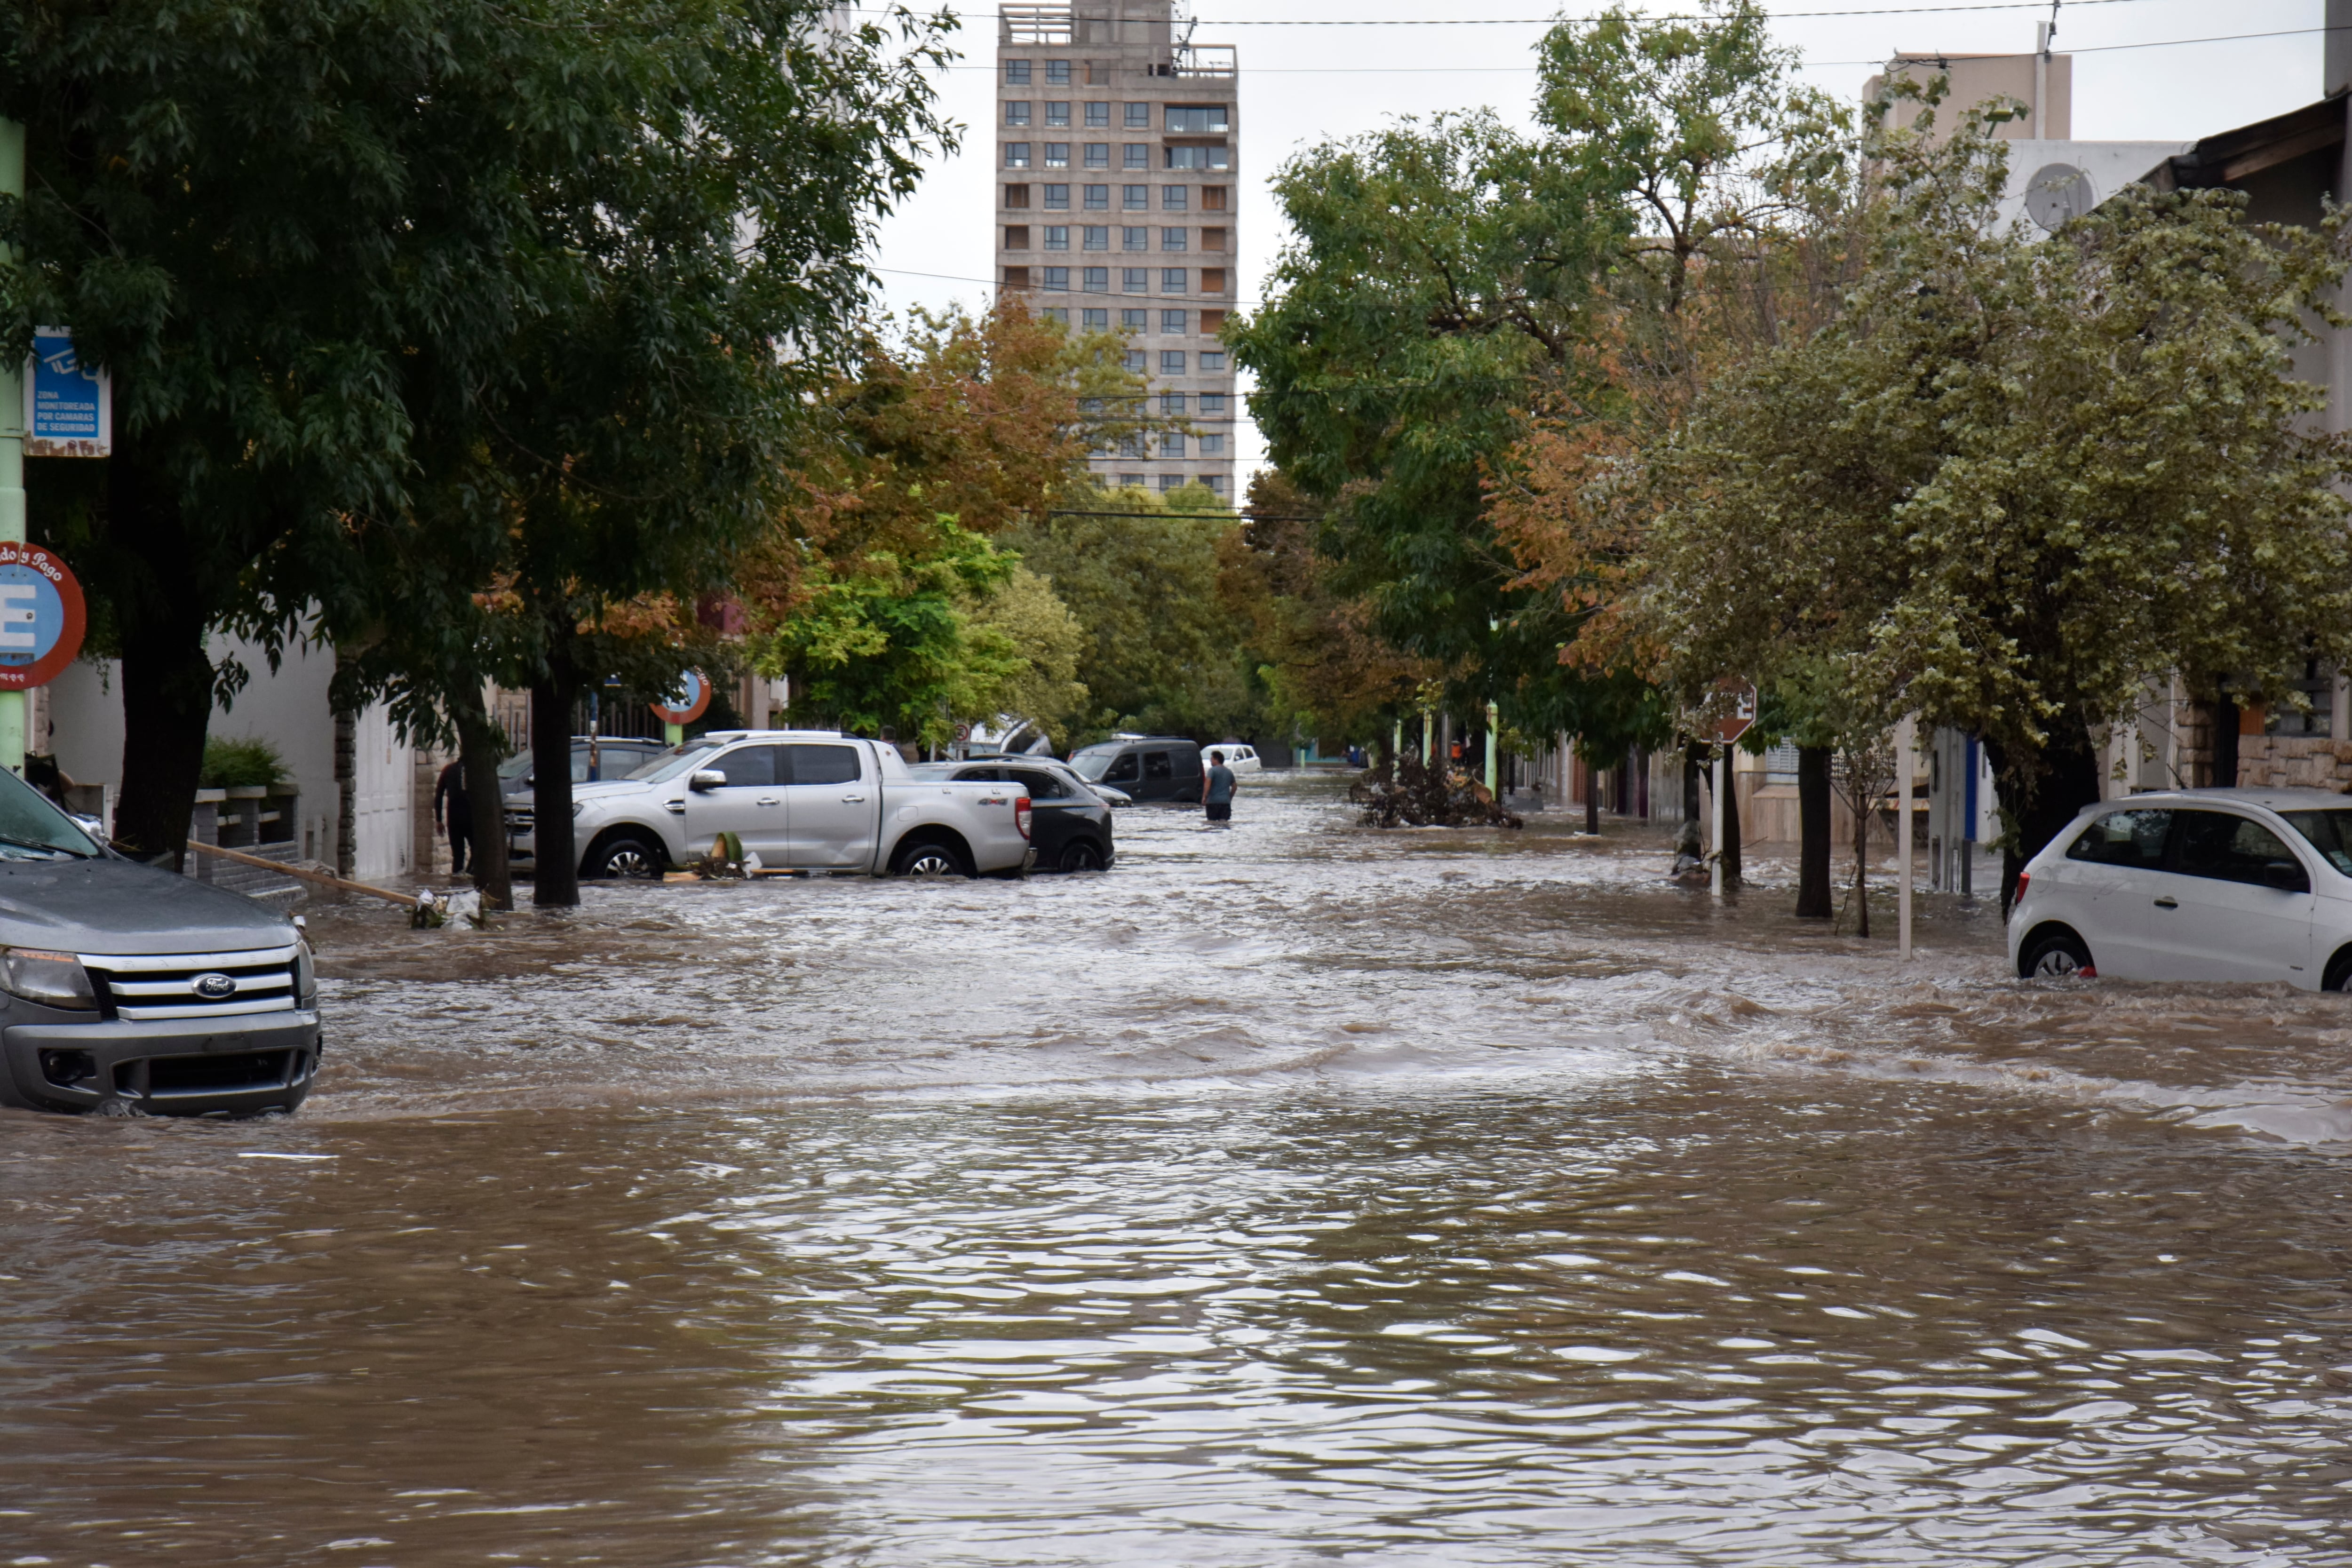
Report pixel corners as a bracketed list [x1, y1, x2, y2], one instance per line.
[1212, 743, 1263, 775]
[2010, 788, 2352, 990]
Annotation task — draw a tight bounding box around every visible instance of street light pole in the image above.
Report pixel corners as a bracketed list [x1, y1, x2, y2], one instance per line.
[0, 117, 26, 778]
[1710, 745, 1725, 898]
[1897, 714, 1916, 960]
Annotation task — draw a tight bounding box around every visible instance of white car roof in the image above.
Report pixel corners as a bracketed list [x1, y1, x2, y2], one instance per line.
[2085, 788, 2352, 814]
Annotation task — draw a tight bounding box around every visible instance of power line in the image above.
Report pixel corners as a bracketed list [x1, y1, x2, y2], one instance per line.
[870, 0, 2165, 23]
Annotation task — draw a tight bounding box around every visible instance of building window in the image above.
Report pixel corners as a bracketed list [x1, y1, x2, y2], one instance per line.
[1043, 225, 1069, 250]
[1160, 431, 1186, 457]
[1082, 266, 1108, 292]
[1165, 105, 1230, 133]
[1120, 432, 1146, 456]
[1005, 60, 1031, 85]
[1198, 433, 1225, 455]
[1046, 102, 1070, 127]
[1201, 186, 1228, 212]
[1046, 60, 1071, 85]
[1122, 350, 1146, 373]
[1004, 184, 1030, 208]
[1162, 269, 1187, 294]
[1084, 145, 1109, 169]
[1082, 307, 1108, 330]
[1044, 143, 1069, 168]
[1123, 267, 1149, 292]
[1159, 473, 1183, 492]
[1082, 225, 1108, 250]
[1162, 227, 1187, 252]
[1162, 185, 1187, 210]
[1200, 474, 1226, 495]
[1160, 350, 1186, 373]
[1004, 225, 1030, 249]
[1166, 145, 1229, 170]
[1083, 184, 1109, 210]
[1121, 307, 1147, 331]
[1199, 350, 1226, 371]
[1122, 226, 1148, 251]
[1085, 102, 1110, 127]
[1043, 266, 1069, 290]
[1124, 102, 1150, 128]
[1005, 102, 1032, 127]
[1119, 472, 1144, 488]
[1002, 265, 1030, 288]
[1160, 390, 1187, 413]
[1200, 392, 1226, 414]
[1042, 306, 1069, 326]
[1201, 268, 1226, 294]
[1004, 143, 1031, 168]
[1161, 310, 1187, 335]
[1201, 227, 1226, 253]
[1200, 308, 1225, 334]
[1123, 184, 1148, 210]
[1123, 144, 1149, 171]
[1043, 184, 1069, 209]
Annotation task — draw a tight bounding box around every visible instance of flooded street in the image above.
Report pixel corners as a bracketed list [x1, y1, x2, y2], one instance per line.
[5, 773, 2351, 1565]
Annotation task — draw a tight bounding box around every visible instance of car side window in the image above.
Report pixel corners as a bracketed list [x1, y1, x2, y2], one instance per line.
[1010, 768, 1069, 799]
[710, 745, 778, 787]
[954, 766, 1002, 782]
[1144, 751, 1173, 780]
[1104, 754, 1140, 782]
[2066, 809, 2172, 870]
[787, 744, 863, 786]
[2171, 811, 2308, 891]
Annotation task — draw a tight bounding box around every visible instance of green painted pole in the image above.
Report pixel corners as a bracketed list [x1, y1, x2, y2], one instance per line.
[0, 118, 27, 778]
[1484, 701, 1498, 795]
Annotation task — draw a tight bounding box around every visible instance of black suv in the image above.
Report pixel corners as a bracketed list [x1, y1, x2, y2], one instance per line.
[1069, 737, 1203, 804]
[911, 760, 1115, 872]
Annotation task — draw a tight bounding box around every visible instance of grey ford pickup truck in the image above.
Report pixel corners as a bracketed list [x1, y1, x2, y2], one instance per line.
[0, 769, 319, 1116]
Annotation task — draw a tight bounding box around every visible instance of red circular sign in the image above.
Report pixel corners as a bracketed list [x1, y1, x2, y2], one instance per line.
[0, 543, 87, 690]
[651, 668, 712, 725]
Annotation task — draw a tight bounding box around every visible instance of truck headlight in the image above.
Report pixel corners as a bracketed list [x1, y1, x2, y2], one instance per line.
[0, 948, 96, 1011]
[293, 941, 318, 1005]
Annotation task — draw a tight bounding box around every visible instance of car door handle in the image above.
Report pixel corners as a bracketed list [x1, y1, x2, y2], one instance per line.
[756, 795, 780, 806]
[2153, 896, 2178, 909]
[841, 793, 866, 803]
[664, 800, 685, 815]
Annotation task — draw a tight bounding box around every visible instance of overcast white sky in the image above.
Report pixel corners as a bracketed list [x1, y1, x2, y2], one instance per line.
[865, 0, 2329, 478]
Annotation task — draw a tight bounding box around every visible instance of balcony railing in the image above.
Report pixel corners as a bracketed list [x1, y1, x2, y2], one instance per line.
[1001, 5, 1073, 44]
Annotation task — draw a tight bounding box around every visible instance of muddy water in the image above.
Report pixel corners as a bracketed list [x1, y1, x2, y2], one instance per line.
[5, 774, 2352, 1565]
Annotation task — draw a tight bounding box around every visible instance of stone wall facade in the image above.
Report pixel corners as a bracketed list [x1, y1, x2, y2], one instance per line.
[2235, 735, 2352, 793]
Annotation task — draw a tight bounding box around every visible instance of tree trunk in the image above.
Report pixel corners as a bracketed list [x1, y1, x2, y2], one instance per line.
[1584, 756, 1600, 836]
[1795, 745, 1833, 917]
[1987, 722, 2102, 922]
[455, 692, 513, 908]
[531, 667, 581, 907]
[1683, 742, 1703, 823]
[1852, 785, 1871, 939]
[112, 609, 216, 867]
[1720, 748, 1742, 887]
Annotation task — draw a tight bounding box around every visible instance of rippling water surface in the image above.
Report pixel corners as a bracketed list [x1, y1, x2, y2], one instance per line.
[5, 774, 2352, 1565]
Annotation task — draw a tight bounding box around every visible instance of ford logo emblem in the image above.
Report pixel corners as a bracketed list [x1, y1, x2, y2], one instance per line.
[191, 973, 237, 1000]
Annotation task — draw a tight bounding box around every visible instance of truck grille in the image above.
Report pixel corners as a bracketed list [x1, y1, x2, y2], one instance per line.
[81, 945, 302, 1022]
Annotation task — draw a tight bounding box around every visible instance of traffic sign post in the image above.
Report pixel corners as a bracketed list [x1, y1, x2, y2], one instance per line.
[0, 120, 26, 775]
[1707, 680, 1756, 899]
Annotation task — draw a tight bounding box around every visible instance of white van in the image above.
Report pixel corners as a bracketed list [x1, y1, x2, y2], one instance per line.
[2009, 788, 2352, 989]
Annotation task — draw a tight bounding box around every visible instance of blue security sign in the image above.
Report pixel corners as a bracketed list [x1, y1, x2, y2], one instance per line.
[24, 327, 111, 458]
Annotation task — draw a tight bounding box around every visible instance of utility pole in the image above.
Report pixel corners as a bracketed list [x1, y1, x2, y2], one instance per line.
[0, 117, 27, 778]
[1710, 745, 1725, 898]
[1897, 714, 1916, 959]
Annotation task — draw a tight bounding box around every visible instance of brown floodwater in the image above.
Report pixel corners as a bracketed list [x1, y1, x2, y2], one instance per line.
[5, 773, 2351, 1566]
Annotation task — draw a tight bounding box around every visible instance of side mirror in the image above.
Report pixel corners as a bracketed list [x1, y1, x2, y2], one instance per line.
[2262, 860, 2310, 893]
[688, 769, 727, 793]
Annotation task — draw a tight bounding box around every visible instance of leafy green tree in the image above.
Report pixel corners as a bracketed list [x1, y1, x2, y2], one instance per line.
[1644, 98, 2352, 909]
[1003, 486, 1261, 743]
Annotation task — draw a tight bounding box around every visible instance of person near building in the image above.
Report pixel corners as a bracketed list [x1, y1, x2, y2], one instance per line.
[1203, 749, 1237, 825]
[434, 758, 471, 875]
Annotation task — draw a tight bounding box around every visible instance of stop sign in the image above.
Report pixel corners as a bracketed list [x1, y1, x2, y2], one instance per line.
[1709, 678, 1756, 746]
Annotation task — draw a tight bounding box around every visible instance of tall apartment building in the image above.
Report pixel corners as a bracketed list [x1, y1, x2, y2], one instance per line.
[994, 2, 1237, 501]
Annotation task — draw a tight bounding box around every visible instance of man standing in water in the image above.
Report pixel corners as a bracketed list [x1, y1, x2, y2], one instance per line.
[1203, 749, 1237, 825]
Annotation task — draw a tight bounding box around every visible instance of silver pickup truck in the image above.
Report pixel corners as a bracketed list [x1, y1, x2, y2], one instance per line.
[529, 730, 1036, 880]
[0, 770, 320, 1117]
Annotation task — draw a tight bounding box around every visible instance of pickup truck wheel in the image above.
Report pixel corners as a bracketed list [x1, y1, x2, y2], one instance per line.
[1057, 840, 1104, 873]
[890, 839, 971, 879]
[588, 831, 667, 880]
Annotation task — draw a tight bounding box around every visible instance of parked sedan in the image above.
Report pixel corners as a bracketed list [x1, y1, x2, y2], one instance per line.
[912, 759, 1115, 872]
[2010, 788, 2352, 989]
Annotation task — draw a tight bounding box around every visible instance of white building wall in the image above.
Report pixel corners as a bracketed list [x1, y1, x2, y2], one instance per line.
[349, 700, 414, 883]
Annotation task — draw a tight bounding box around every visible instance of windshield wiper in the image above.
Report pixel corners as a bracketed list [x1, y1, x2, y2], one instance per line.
[0, 834, 88, 859]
